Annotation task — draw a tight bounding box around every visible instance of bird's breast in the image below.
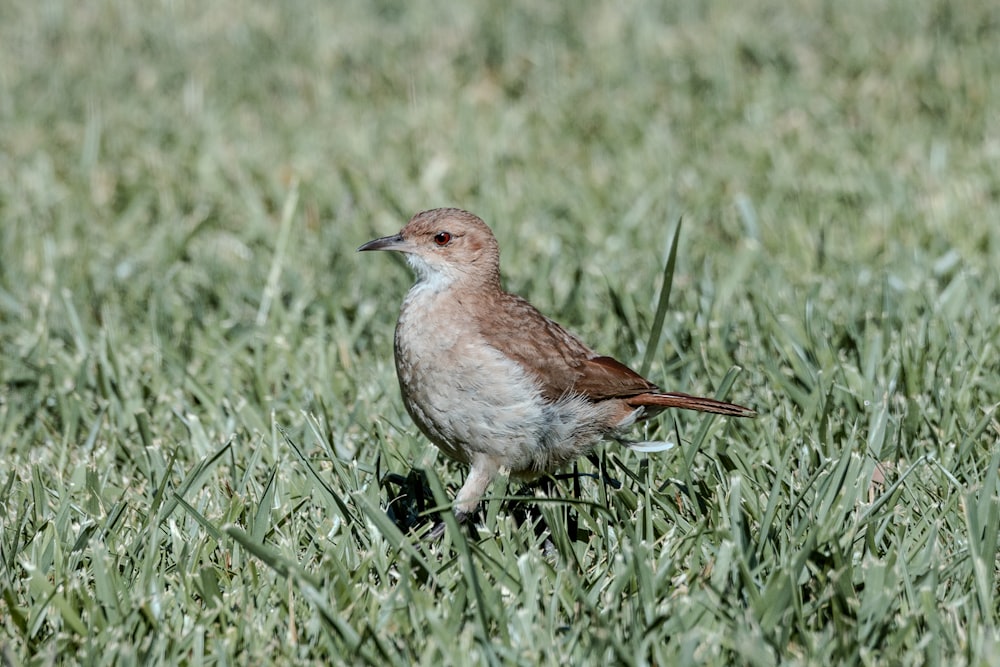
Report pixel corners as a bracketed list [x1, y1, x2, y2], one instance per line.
[393, 289, 538, 458]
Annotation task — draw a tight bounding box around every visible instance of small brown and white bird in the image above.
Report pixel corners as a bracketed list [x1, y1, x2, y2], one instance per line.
[359, 208, 754, 526]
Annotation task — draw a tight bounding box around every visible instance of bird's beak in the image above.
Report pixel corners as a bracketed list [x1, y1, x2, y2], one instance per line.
[358, 233, 407, 253]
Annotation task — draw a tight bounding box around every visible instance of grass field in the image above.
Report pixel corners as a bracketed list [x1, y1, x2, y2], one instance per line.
[2, 0, 999, 664]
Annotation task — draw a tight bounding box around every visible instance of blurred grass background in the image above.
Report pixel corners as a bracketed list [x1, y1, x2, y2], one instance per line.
[1, 0, 998, 664]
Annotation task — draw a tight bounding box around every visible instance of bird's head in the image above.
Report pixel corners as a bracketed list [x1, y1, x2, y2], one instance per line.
[359, 208, 502, 290]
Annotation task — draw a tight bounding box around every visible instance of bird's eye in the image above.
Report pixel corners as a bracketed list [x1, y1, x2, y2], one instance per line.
[433, 232, 452, 246]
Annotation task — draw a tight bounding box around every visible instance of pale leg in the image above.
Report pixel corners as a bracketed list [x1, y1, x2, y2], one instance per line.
[454, 456, 501, 519]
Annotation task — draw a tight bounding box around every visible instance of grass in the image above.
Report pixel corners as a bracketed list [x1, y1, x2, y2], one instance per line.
[2, 0, 999, 664]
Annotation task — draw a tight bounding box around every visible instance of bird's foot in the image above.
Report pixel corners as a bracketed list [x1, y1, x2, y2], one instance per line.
[424, 507, 481, 541]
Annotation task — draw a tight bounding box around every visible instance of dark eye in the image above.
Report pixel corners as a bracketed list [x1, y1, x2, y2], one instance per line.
[433, 231, 451, 246]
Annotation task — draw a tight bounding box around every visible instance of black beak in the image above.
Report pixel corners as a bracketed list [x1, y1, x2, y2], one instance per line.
[358, 233, 406, 252]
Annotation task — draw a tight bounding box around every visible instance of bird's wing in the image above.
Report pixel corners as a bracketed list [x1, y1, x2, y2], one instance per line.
[477, 293, 658, 402]
[573, 354, 660, 400]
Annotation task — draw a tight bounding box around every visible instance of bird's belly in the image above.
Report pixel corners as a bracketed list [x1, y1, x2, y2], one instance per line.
[393, 293, 617, 472]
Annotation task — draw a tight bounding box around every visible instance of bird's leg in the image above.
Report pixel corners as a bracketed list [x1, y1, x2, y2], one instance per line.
[454, 459, 498, 514]
[426, 458, 498, 540]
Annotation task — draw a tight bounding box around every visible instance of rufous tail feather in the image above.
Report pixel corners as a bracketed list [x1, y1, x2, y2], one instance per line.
[627, 392, 756, 417]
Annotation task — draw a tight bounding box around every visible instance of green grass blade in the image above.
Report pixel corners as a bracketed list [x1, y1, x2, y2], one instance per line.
[640, 216, 683, 377]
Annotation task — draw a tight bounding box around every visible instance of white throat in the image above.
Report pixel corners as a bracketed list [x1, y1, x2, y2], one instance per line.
[406, 254, 456, 293]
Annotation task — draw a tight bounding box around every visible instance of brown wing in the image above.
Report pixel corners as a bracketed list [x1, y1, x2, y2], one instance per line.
[573, 355, 660, 400]
[475, 291, 757, 417]
[476, 292, 658, 401]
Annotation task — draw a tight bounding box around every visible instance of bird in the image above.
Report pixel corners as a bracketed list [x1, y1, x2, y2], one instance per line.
[359, 208, 755, 529]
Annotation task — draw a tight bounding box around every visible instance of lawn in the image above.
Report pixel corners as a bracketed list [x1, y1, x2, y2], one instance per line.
[1, 0, 998, 664]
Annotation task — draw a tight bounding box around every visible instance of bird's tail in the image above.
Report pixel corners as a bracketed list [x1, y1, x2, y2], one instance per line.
[627, 392, 756, 418]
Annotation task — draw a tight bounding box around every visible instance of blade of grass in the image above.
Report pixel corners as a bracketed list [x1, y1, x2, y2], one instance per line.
[351, 494, 437, 577]
[684, 365, 747, 473]
[423, 468, 508, 653]
[256, 180, 299, 327]
[640, 216, 682, 378]
[278, 423, 357, 528]
[224, 525, 371, 656]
